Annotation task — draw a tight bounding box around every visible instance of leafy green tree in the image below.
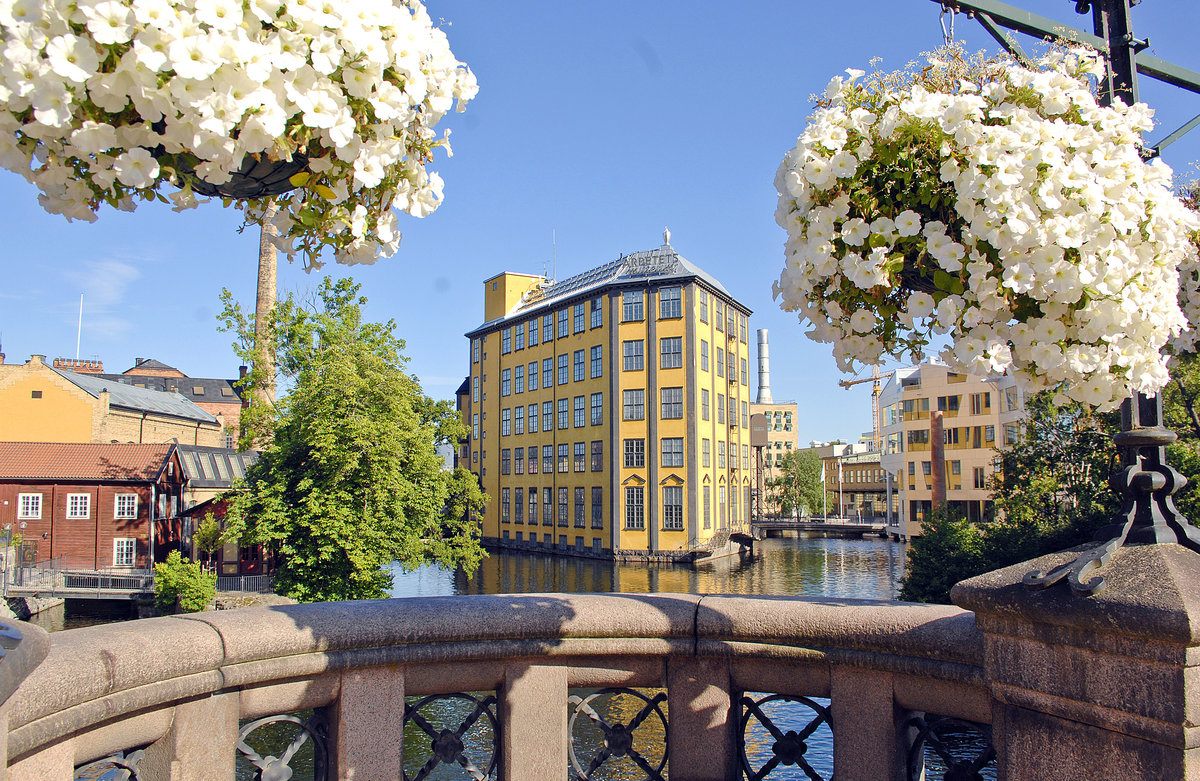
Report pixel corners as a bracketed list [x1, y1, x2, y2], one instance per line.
[768, 450, 824, 519]
[899, 506, 984, 604]
[154, 551, 217, 613]
[219, 277, 487, 602]
[193, 514, 222, 564]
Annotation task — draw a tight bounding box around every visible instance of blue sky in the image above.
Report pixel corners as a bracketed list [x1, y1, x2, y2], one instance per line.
[2, 0, 1198, 444]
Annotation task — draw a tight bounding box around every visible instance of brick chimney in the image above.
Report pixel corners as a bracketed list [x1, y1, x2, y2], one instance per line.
[53, 358, 104, 374]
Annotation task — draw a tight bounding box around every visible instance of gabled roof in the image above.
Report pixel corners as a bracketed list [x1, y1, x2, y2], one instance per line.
[122, 359, 180, 375]
[0, 442, 176, 481]
[51, 368, 219, 425]
[467, 243, 746, 335]
[96, 374, 243, 406]
[175, 445, 258, 489]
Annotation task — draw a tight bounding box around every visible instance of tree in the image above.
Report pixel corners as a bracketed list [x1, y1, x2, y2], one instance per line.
[768, 450, 823, 519]
[193, 514, 222, 565]
[154, 551, 217, 614]
[219, 277, 487, 602]
[898, 506, 985, 604]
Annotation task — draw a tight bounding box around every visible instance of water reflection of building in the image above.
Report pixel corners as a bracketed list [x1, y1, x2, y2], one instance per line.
[461, 234, 754, 561]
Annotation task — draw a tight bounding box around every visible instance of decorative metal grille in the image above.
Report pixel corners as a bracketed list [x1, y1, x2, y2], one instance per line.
[238, 711, 328, 781]
[904, 713, 996, 781]
[568, 688, 668, 781]
[739, 694, 832, 781]
[402, 692, 499, 781]
[74, 749, 144, 780]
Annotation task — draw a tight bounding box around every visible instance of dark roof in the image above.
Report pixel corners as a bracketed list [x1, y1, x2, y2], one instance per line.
[175, 446, 258, 489]
[122, 359, 180, 374]
[96, 373, 243, 406]
[466, 243, 749, 336]
[0, 442, 175, 481]
[51, 369, 220, 425]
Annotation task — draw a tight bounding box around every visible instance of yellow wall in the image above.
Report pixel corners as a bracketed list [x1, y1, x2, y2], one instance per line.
[483, 273, 544, 322]
[0, 363, 94, 441]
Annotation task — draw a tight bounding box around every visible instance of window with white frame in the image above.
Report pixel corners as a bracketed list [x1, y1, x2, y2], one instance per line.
[113, 538, 136, 567]
[115, 493, 138, 519]
[17, 493, 41, 519]
[66, 493, 90, 519]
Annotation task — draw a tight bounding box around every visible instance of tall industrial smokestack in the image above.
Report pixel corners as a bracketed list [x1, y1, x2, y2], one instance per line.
[756, 329, 773, 404]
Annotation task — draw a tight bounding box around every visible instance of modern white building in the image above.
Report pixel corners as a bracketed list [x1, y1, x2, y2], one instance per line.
[878, 362, 1026, 539]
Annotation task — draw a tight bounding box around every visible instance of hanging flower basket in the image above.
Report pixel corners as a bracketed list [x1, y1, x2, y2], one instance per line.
[159, 149, 310, 200]
[773, 46, 1199, 409]
[0, 0, 477, 270]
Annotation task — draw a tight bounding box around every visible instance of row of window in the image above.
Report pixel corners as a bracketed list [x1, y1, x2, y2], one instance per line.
[903, 461, 990, 490]
[16, 492, 138, 520]
[473, 287, 752, 366]
[500, 486, 605, 529]
[495, 346, 605, 399]
[500, 442, 606, 475]
[698, 340, 748, 385]
[697, 290, 750, 344]
[486, 389, 751, 435]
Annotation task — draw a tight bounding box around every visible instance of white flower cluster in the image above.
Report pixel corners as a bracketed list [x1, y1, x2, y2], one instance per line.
[0, 0, 477, 269]
[773, 48, 1200, 409]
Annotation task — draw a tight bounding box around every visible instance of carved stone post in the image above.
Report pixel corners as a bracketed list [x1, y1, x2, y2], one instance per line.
[953, 544, 1200, 779]
[667, 656, 734, 781]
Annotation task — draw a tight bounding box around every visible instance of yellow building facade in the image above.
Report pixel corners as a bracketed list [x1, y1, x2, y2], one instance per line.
[464, 241, 753, 559]
[0, 355, 222, 446]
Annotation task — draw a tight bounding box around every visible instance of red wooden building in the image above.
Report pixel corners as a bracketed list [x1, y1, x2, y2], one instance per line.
[0, 442, 185, 570]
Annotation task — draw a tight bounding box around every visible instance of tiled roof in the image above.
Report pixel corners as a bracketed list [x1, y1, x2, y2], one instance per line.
[0, 442, 175, 481]
[96, 374, 243, 406]
[52, 368, 219, 425]
[467, 243, 746, 335]
[121, 359, 180, 374]
[176, 445, 258, 489]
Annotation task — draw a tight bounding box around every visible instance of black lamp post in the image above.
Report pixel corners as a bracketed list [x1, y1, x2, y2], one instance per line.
[935, 0, 1200, 594]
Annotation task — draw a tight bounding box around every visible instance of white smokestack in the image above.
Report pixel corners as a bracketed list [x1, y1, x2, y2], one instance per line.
[756, 329, 773, 404]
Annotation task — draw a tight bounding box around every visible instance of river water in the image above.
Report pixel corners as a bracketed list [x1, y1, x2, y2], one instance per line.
[386, 536, 908, 600]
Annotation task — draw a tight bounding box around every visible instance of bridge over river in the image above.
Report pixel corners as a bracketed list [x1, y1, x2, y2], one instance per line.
[750, 517, 887, 539]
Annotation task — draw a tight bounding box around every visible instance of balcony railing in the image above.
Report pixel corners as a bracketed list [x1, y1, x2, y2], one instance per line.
[0, 568, 1195, 780]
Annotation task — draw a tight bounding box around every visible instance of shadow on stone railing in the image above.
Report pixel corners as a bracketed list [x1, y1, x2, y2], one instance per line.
[2, 546, 1197, 781]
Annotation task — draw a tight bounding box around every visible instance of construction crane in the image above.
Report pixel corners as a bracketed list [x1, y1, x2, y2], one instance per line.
[838, 366, 882, 453]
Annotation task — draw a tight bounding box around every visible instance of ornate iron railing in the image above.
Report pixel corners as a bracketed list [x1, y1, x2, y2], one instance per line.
[0, 594, 998, 780]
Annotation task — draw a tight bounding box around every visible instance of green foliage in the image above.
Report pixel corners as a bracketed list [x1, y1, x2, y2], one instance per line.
[194, 514, 222, 560]
[768, 450, 823, 519]
[154, 550, 217, 614]
[900, 393, 1119, 604]
[899, 506, 984, 604]
[219, 277, 487, 603]
[1164, 352, 1200, 524]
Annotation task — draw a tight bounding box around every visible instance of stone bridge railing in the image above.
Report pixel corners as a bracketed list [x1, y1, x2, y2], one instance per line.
[0, 543, 1195, 780]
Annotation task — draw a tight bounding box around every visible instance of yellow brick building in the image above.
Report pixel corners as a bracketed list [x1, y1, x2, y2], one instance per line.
[464, 239, 753, 559]
[0, 355, 222, 446]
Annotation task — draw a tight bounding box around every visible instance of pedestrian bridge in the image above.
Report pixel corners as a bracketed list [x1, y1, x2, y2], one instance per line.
[0, 542, 1194, 780]
[751, 517, 887, 539]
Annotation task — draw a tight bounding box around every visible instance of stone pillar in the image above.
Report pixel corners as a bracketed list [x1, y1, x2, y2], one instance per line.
[953, 544, 1200, 780]
[831, 666, 907, 781]
[667, 656, 734, 781]
[138, 693, 240, 780]
[328, 665, 406, 780]
[5, 738, 72, 780]
[501, 663, 566, 779]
